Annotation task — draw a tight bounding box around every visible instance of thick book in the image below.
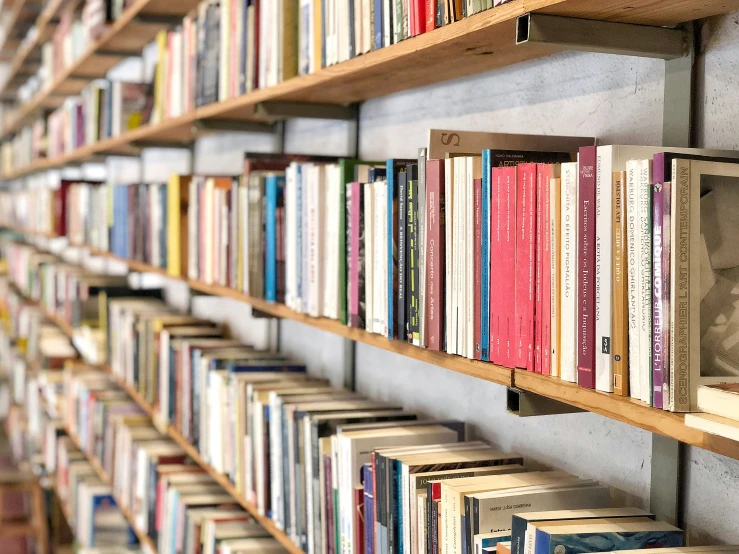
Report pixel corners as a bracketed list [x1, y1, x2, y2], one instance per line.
[577, 146, 597, 388]
[425, 159, 445, 351]
[696, 383, 739, 421]
[611, 172, 629, 396]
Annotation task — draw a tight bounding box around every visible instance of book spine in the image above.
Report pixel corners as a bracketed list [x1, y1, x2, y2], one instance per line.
[398, 172, 408, 341]
[473, 177, 482, 360]
[502, 165, 516, 368]
[386, 162, 396, 339]
[339, 166, 349, 325]
[534, 166, 545, 373]
[409, 178, 420, 345]
[612, 171, 629, 396]
[444, 158, 454, 354]
[560, 163, 578, 382]
[426, 160, 444, 351]
[637, 159, 653, 405]
[594, 149, 614, 392]
[266, 175, 277, 302]
[541, 169, 552, 376]
[577, 146, 597, 388]
[624, 160, 641, 399]
[425, 0, 435, 31]
[481, 151, 491, 361]
[418, 149, 427, 347]
[652, 181, 665, 409]
[661, 180, 672, 410]
[515, 163, 535, 369]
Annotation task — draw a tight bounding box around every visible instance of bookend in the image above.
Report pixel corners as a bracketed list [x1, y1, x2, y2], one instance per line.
[506, 387, 584, 416]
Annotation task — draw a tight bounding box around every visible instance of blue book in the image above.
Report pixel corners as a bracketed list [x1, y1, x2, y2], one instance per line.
[364, 464, 374, 554]
[374, 0, 383, 50]
[481, 150, 491, 361]
[296, 165, 304, 308]
[534, 522, 683, 554]
[265, 174, 286, 302]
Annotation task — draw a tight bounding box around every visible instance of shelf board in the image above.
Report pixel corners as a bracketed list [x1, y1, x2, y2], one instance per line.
[60, 241, 739, 462]
[65, 430, 159, 553]
[5, 0, 739, 176]
[103, 365, 306, 554]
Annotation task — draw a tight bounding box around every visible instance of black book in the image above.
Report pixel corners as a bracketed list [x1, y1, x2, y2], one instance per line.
[408, 164, 420, 345]
[397, 170, 408, 342]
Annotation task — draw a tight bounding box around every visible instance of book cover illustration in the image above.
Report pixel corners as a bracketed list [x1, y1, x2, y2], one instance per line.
[538, 529, 683, 554]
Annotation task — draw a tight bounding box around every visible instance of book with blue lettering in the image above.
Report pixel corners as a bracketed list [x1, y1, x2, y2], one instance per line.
[265, 173, 286, 302]
[386, 159, 417, 339]
[534, 520, 682, 554]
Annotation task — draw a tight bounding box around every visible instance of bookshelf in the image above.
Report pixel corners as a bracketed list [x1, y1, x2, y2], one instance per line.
[15, 236, 739, 465]
[65, 429, 159, 554]
[3, 0, 739, 178]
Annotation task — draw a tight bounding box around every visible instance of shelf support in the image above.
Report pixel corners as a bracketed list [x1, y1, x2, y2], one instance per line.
[254, 101, 358, 121]
[192, 119, 277, 134]
[662, 22, 695, 147]
[506, 387, 585, 417]
[516, 14, 688, 60]
[133, 14, 184, 26]
[650, 434, 682, 527]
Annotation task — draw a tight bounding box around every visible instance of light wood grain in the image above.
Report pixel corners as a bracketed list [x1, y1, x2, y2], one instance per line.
[5, 0, 739, 172]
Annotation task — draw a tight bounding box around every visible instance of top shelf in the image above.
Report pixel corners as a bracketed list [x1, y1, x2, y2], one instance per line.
[2, 0, 739, 155]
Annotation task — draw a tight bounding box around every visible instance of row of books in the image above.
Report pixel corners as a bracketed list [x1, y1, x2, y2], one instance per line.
[49, 128, 739, 411]
[6, 241, 739, 554]
[98, 293, 690, 554]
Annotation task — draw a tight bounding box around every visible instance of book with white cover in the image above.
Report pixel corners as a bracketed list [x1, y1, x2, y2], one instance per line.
[445, 157, 455, 355]
[625, 159, 641, 400]
[285, 164, 297, 309]
[637, 159, 653, 405]
[364, 183, 374, 333]
[323, 164, 341, 319]
[308, 165, 325, 317]
[374, 181, 388, 335]
[466, 157, 476, 358]
[559, 163, 578, 382]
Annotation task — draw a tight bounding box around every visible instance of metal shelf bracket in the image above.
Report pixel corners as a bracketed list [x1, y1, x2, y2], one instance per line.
[254, 101, 358, 121]
[516, 14, 688, 60]
[192, 119, 277, 134]
[507, 387, 585, 417]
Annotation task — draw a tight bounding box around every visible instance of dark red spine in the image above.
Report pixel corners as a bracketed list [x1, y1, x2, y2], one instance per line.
[577, 146, 597, 388]
[473, 177, 482, 360]
[425, 159, 445, 351]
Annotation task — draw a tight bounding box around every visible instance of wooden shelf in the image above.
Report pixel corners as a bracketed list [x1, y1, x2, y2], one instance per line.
[61, 242, 739, 463]
[65, 430, 159, 553]
[103, 365, 306, 554]
[4, 0, 739, 176]
[0, 0, 40, 60]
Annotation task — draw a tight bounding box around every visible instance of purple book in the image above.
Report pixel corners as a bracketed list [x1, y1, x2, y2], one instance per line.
[652, 183, 665, 409]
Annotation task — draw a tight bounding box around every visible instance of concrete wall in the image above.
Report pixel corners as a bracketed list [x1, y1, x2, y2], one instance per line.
[103, 12, 739, 547]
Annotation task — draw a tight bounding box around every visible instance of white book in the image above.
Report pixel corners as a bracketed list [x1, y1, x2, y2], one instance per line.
[466, 157, 475, 358]
[374, 181, 388, 335]
[362, 0, 371, 54]
[323, 165, 341, 319]
[171, 30, 183, 116]
[637, 158, 653, 405]
[219, 0, 230, 101]
[594, 147, 614, 392]
[308, 165, 325, 317]
[246, 5, 256, 92]
[453, 158, 463, 356]
[559, 162, 578, 382]
[550, 176, 561, 378]
[364, 183, 374, 333]
[302, 165, 313, 313]
[285, 164, 297, 310]
[268, 393, 284, 529]
[625, 159, 641, 400]
[445, 157, 454, 354]
[239, 185, 250, 293]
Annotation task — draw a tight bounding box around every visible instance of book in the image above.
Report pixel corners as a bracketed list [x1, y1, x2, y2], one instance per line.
[559, 163, 578, 382]
[611, 172, 629, 396]
[577, 146, 597, 388]
[696, 383, 739, 420]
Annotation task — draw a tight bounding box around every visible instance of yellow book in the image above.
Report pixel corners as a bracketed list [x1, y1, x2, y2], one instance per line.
[312, 0, 322, 73]
[167, 174, 192, 277]
[153, 30, 168, 124]
[281, 0, 298, 81]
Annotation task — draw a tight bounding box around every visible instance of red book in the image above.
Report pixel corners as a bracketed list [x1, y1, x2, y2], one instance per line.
[577, 146, 597, 388]
[499, 165, 517, 368]
[355, 487, 365, 554]
[490, 166, 501, 365]
[534, 165, 550, 373]
[425, 159, 445, 351]
[473, 177, 482, 360]
[515, 164, 536, 370]
[425, 0, 436, 32]
[539, 165, 553, 376]
[413, 0, 426, 36]
[54, 180, 73, 236]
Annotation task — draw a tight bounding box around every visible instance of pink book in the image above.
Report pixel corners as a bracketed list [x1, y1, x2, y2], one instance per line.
[199, 184, 207, 282]
[490, 166, 502, 365]
[538, 165, 553, 375]
[231, 0, 239, 97]
[515, 163, 536, 370]
[577, 146, 597, 388]
[534, 166, 545, 373]
[501, 165, 517, 368]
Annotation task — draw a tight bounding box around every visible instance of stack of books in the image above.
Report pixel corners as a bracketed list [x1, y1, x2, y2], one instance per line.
[686, 385, 739, 441]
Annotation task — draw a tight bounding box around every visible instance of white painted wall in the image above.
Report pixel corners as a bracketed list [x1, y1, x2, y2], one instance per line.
[100, 11, 739, 547]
